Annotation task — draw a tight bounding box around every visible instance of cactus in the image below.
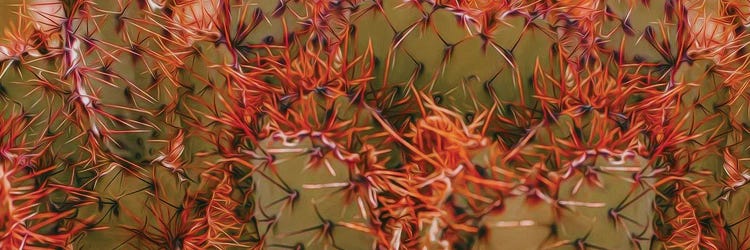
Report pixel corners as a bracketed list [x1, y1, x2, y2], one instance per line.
[1, 0, 750, 249]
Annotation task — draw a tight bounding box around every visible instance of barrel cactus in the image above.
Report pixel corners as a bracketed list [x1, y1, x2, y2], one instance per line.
[0, 0, 749, 249]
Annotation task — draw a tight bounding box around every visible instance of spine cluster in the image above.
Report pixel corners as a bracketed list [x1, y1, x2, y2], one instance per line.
[0, 0, 749, 249]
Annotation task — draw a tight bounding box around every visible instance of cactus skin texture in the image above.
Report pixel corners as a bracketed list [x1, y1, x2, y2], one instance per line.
[1, 0, 750, 249]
